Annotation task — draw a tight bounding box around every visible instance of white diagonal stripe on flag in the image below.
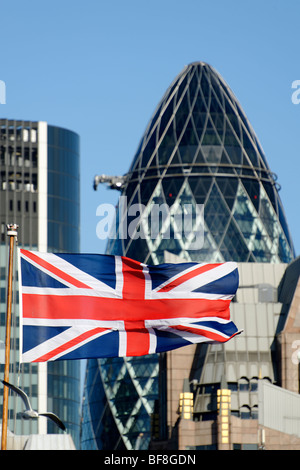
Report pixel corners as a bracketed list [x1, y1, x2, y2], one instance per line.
[22, 326, 113, 362]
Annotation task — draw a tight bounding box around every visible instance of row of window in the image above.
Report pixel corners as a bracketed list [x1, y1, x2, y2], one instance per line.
[0, 171, 38, 192]
[0, 337, 20, 354]
[187, 444, 259, 450]
[0, 309, 19, 324]
[194, 405, 259, 422]
[0, 127, 37, 143]
[1, 181, 37, 192]
[198, 378, 269, 395]
[0, 149, 38, 168]
[5, 199, 37, 213]
[0, 363, 38, 376]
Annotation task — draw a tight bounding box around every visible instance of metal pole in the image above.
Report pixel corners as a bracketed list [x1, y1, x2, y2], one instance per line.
[1, 224, 18, 451]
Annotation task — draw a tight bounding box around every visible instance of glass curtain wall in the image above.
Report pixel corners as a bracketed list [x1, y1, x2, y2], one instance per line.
[81, 62, 295, 450]
[107, 62, 294, 264]
[47, 125, 81, 448]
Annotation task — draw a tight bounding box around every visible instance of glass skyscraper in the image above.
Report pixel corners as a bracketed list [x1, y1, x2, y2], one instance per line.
[0, 120, 81, 448]
[81, 62, 295, 450]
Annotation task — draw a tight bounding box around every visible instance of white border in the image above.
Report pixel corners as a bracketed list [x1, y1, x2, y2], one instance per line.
[18, 248, 23, 366]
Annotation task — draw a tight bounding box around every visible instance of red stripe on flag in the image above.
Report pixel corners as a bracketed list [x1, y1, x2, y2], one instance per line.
[170, 325, 231, 342]
[158, 264, 221, 292]
[121, 256, 145, 299]
[125, 321, 150, 356]
[22, 294, 231, 321]
[33, 327, 108, 362]
[20, 250, 92, 289]
[121, 257, 148, 354]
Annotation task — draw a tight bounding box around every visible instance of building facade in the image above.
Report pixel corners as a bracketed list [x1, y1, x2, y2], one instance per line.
[82, 62, 296, 450]
[0, 119, 81, 448]
[151, 255, 300, 450]
[106, 61, 294, 265]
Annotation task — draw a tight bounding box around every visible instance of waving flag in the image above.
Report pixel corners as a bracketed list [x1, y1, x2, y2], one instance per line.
[18, 249, 240, 362]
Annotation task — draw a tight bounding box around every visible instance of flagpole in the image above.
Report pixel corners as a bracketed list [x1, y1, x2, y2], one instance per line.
[1, 224, 18, 451]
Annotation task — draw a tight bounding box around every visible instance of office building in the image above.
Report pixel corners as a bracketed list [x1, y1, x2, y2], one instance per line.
[106, 62, 294, 264]
[81, 62, 296, 450]
[151, 254, 300, 450]
[0, 119, 81, 448]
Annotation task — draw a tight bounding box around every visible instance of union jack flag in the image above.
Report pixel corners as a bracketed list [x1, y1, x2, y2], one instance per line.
[18, 249, 240, 362]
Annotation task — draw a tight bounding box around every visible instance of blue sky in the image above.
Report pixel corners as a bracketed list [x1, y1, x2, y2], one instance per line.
[1, 0, 299, 256]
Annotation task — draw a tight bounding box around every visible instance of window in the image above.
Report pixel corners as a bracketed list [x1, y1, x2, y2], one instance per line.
[251, 406, 258, 419]
[1, 287, 6, 302]
[250, 380, 258, 392]
[240, 405, 251, 419]
[238, 378, 249, 392]
[233, 443, 258, 450]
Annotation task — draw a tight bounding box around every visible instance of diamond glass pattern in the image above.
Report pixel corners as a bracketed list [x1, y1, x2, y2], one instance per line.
[82, 62, 295, 451]
[108, 62, 294, 264]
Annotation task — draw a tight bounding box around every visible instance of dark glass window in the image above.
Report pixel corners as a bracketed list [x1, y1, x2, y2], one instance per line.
[220, 219, 249, 261]
[141, 131, 157, 169]
[241, 178, 260, 211]
[205, 184, 231, 244]
[158, 125, 175, 165]
[240, 406, 251, 419]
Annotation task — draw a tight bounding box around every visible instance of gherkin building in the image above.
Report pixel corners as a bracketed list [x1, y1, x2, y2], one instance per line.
[81, 62, 295, 450]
